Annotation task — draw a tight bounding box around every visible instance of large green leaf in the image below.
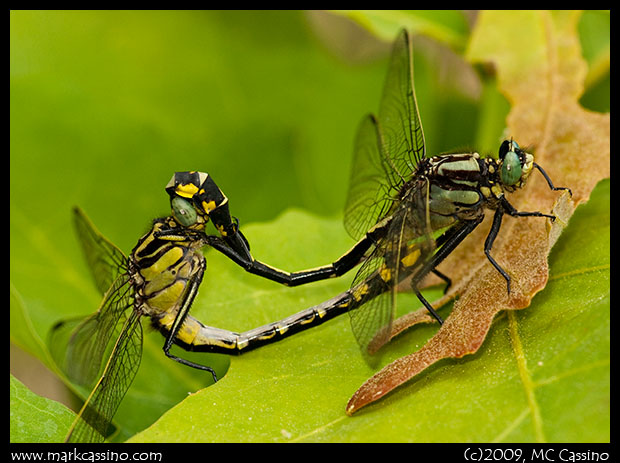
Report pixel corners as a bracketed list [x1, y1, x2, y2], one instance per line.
[332, 10, 469, 51]
[10, 374, 76, 443]
[129, 180, 608, 442]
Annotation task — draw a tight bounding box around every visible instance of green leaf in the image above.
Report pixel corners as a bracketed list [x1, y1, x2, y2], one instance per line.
[128, 180, 608, 442]
[10, 374, 76, 443]
[578, 10, 610, 90]
[333, 10, 469, 51]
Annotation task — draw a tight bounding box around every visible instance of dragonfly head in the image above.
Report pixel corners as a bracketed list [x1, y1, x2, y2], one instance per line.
[498, 139, 534, 190]
[165, 172, 250, 257]
[165, 171, 229, 230]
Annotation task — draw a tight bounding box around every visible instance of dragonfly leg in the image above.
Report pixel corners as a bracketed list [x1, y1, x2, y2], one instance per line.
[414, 287, 444, 325]
[484, 208, 511, 294]
[533, 163, 572, 197]
[160, 259, 219, 382]
[410, 218, 483, 323]
[486, 194, 563, 295]
[500, 196, 556, 221]
[431, 268, 452, 294]
[163, 349, 218, 382]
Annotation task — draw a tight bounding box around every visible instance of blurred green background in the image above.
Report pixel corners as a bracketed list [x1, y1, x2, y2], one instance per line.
[10, 10, 609, 442]
[9, 9, 478, 384]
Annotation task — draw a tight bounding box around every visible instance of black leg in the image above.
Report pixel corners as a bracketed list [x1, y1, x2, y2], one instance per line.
[485, 194, 561, 295]
[533, 163, 572, 196]
[484, 208, 511, 293]
[500, 196, 556, 221]
[414, 287, 444, 325]
[431, 269, 452, 294]
[410, 218, 484, 324]
[161, 261, 218, 382]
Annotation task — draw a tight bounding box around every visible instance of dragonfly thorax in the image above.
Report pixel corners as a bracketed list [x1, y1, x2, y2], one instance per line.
[419, 152, 486, 229]
[130, 218, 206, 319]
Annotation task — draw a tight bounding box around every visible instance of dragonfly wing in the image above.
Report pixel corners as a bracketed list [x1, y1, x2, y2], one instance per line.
[348, 254, 393, 354]
[377, 29, 426, 179]
[344, 114, 397, 241]
[73, 206, 128, 295]
[344, 29, 425, 241]
[348, 207, 409, 354]
[49, 274, 134, 388]
[67, 309, 143, 443]
[349, 191, 437, 354]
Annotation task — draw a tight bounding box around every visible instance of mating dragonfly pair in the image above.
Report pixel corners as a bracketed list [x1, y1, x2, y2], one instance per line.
[50, 30, 571, 442]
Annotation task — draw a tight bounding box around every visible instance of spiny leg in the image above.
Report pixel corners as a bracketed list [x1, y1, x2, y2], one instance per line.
[161, 262, 218, 382]
[410, 218, 483, 325]
[431, 269, 452, 294]
[485, 196, 560, 295]
[533, 163, 572, 196]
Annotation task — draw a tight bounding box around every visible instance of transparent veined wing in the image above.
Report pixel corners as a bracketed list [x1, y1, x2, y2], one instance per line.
[349, 179, 437, 354]
[377, 29, 426, 177]
[344, 115, 397, 241]
[69, 309, 143, 443]
[348, 204, 412, 354]
[50, 273, 134, 387]
[73, 206, 128, 295]
[348, 236, 395, 355]
[49, 275, 141, 442]
[344, 29, 425, 241]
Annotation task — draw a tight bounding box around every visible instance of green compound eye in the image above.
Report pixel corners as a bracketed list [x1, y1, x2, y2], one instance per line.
[171, 196, 198, 227]
[501, 150, 522, 186]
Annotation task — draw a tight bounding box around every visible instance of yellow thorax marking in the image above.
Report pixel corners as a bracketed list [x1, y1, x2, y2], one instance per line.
[140, 247, 184, 280]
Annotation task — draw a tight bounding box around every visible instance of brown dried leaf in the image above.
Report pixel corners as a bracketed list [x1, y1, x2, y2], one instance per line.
[347, 11, 609, 415]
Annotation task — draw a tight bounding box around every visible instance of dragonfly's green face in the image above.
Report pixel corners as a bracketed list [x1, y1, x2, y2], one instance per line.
[171, 196, 200, 227]
[499, 140, 534, 188]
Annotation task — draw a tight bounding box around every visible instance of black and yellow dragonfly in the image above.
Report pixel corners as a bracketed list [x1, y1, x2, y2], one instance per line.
[49, 181, 272, 442]
[51, 29, 570, 442]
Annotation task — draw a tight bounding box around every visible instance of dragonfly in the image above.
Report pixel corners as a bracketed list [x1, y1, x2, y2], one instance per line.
[188, 28, 571, 355]
[49, 186, 276, 442]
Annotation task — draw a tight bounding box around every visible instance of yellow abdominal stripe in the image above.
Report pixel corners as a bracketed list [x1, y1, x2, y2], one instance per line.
[400, 248, 421, 268]
[176, 318, 200, 344]
[352, 283, 370, 301]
